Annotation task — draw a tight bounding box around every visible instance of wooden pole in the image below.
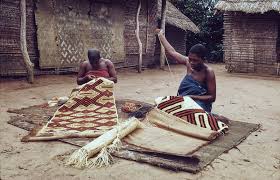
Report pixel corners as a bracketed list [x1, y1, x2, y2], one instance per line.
[135, 0, 143, 73]
[160, 0, 167, 69]
[20, 0, 34, 83]
[145, 0, 149, 54]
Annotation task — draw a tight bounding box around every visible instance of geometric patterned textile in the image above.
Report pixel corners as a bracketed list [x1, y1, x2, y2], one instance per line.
[155, 96, 228, 133]
[22, 78, 118, 141]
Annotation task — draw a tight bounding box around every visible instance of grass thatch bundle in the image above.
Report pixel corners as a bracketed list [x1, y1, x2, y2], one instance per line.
[215, 0, 280, 14]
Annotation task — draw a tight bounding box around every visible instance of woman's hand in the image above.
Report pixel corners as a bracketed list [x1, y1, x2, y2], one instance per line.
[155, 28, 163, 35]
[85, 75, 96, 81]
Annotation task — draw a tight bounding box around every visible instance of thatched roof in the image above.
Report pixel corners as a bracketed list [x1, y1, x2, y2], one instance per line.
[215, 0, 280, 14]
[157, 1, 200, 33]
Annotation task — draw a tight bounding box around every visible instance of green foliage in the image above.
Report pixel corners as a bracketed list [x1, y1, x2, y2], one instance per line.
[172, 0, 224, 62]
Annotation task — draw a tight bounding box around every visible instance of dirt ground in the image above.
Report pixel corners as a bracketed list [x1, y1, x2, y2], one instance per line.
[0, 64, 280, 180]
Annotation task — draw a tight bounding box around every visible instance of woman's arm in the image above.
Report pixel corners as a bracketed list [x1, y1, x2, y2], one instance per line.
[77, 62, 92, 85]
[156, 29, 190, 68]
[106, 60, 117, 83]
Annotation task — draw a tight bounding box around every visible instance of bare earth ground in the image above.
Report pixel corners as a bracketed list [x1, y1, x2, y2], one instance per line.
[0, 64, 280, 180]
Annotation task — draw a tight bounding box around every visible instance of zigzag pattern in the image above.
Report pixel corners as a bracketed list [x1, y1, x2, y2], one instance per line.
[36, 78, 118, 137]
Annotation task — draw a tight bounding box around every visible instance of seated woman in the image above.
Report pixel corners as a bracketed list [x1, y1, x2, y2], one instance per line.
[77, 49, 117, 85]
[156, 29, 215, 113]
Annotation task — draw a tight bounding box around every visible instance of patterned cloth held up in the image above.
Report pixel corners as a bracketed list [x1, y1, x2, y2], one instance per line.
[22, 78, 118, 141]
[155, 96, 228, 133]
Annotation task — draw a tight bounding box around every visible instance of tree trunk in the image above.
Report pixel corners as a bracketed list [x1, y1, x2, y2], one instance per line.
[135, 0, 143, 73]
[20, 0, 34, 83]
[160, 0, 167, 69]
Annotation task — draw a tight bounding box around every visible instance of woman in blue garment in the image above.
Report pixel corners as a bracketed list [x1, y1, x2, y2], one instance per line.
[156, 29, 216, 113]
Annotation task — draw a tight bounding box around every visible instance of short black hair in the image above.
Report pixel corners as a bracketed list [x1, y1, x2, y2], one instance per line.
[189, 44, 207, 60]
[88, 49, 101, 64]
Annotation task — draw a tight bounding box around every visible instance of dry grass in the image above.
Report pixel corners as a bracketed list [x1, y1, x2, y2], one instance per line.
[215, 0, 280, 14]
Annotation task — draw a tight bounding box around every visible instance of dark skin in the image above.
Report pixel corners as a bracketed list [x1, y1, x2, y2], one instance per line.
[156, 29, 216, 103]
[77, 58, 117, 85]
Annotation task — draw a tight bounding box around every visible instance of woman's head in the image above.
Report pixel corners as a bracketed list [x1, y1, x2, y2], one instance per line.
[88, 49, 101, 65]
[188, 44, 207, 71]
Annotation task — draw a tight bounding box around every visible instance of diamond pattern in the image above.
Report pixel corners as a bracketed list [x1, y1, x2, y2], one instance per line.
[24, 78, 118, 141]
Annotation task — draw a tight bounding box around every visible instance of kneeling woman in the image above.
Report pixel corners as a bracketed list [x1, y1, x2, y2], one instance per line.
[77, 49, 117, 85]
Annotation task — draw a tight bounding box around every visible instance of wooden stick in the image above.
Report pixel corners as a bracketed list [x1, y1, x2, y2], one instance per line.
[277, 63, 280, 76]
[145, 0, 149, 54]
[20, 0, 34, 83]
[135, 0, 143, 73]
[160, 0, 167, 69]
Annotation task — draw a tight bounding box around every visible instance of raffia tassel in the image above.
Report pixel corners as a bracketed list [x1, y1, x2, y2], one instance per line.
[91, 146, 113, 168]
[66, 148, 91, 169]
[66, 134, 123, 169]
[108, 136, 122, 153]
[65, 117, 141, 169]
[90, 136, 123, 168]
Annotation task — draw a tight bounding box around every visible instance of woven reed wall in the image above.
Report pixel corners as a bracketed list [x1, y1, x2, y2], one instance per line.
[0, 0, 159, 76]
[223, 12, 279, 75]
[0, 0, 39, 76]
[165, 25, 186, 56]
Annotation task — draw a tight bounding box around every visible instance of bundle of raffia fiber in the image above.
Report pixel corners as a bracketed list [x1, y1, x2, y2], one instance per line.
[66, 117, 141, 169]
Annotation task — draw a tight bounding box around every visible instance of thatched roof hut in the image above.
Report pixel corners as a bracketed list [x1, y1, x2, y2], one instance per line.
[0, 0, 198, 76]
[158, 1, 200, 33]
[216, 0, 280, 14]
[215, 0, 280, 75]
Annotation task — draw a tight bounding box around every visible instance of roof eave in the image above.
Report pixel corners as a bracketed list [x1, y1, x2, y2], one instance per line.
[215, 1, 280, 14]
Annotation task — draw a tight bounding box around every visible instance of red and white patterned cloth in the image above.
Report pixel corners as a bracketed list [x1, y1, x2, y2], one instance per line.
[155, 96, 228, 133]
[23, 78, 118, 141]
